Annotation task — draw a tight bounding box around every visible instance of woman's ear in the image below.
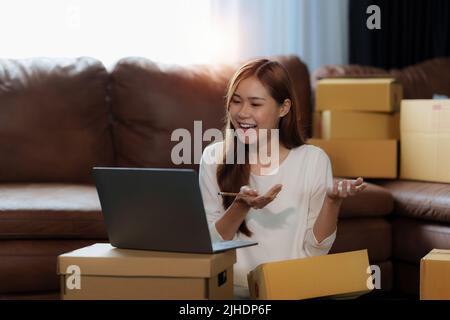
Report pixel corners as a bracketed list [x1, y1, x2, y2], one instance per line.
[279, 99, 292, 117]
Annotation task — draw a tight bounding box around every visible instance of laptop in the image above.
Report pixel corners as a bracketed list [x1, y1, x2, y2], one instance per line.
[92, 167, 258, 254]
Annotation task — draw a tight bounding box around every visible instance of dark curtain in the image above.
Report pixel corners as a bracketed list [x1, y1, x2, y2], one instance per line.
[349, 0, 450, 69]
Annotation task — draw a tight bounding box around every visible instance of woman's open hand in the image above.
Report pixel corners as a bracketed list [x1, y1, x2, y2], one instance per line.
[327, 177, 367, 201]
[236, 184, 282, 210]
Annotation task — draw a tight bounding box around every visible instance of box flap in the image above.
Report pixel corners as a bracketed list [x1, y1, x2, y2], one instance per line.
[422, 249, 450, 262]
[57, 243, 236, 278]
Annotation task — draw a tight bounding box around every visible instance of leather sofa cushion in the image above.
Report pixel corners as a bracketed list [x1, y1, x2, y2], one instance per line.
[0, 239, 103, 293]
[109, 56, 312, 170]
[393, 217, 450, 264]
[0, 57, 114, 183]
[389, 58, 450, 99]
[0, 184, 107, 239]
[378, 180, 450, 224]
[339, 182, 393, 218]
[330, 218, 392, 262]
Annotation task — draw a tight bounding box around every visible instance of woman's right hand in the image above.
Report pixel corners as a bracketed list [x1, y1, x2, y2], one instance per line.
[235, 184, 283, 210]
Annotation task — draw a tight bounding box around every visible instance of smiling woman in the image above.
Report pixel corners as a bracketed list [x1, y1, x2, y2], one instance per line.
[0, 0, 238, 66]
[198, 58, 368, 293]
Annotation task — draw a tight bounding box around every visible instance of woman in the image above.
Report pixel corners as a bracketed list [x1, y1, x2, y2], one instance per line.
[198, 58, 366, 294]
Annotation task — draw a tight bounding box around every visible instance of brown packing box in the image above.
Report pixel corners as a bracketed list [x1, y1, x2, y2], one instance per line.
[420, 249, 450, 300]
[312, 111, 322, 138]
[57, 243, 236, 300]
[392, 111, 400, 140]
[247, 250, 373, 300]
[308, 138, 398, 178]
[319, 110, 400, 140]
[316, 78, 402, 112]
[400, 99, 450, 183]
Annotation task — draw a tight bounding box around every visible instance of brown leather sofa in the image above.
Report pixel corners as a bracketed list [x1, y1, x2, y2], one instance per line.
[0, 55, 448, 300]
[313, 58, 450, 297]
[0, 55, 315, 300]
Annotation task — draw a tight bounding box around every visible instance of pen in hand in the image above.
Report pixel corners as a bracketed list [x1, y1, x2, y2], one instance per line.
[218, 185, 259, 197]
[217, 191, 239, 197]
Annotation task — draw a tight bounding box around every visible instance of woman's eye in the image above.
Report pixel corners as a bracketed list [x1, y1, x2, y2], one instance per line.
[232, 99, 241, 104]
[251, 104, 262, 107]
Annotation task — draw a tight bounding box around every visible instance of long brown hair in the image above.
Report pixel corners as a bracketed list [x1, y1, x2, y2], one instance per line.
[216, 58, 305, 237]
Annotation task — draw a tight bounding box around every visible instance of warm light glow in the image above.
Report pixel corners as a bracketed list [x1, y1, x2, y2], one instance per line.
[0, 0, 239, 67]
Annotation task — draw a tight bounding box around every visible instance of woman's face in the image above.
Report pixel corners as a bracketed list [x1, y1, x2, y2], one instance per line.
[229, 76, 290, 144]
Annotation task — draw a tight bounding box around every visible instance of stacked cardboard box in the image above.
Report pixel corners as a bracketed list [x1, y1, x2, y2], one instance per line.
[400, 99, 450, 183]
[309, 78, 402, 178]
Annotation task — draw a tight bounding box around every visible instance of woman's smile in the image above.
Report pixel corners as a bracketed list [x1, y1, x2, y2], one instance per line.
[237, 122, 257, 131]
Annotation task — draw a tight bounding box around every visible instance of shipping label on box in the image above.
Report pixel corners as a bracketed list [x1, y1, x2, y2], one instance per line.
[400, 100, 450, 183]
[316, 78, 402, 112]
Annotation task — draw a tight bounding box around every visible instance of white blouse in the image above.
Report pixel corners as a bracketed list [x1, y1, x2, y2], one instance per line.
[199, 142, 337, 287]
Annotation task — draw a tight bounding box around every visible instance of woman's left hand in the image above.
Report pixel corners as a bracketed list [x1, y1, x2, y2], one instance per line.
[327, 177, 367, 201]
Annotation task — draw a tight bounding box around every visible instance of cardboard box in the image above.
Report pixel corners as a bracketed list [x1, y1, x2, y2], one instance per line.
[316, 78, 402, 112]
[392, 111, 400, 140]
[247, 250, 373, 300]
[58, 243, 235, 300]
[400, 99, 450, 183]
[420, 249, 450, 300]
[312, 111, 322, 138]
[308, 138, 398, 178]
[318, 110, 399, 140]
